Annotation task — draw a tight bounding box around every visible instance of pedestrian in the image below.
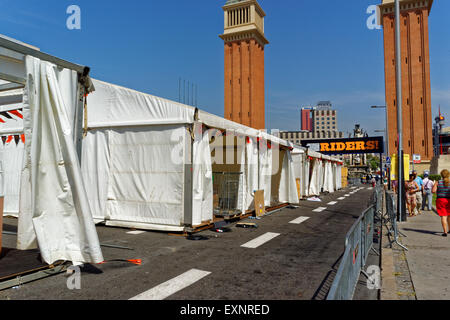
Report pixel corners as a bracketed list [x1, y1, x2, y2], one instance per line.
[405, 174, 420, 217]
[392, 180, 398, 194]
[432, 169, 450, 237]
[421, 172, 434, 211]
[412, 171, 423, 215]
[371, 177, 376, 188]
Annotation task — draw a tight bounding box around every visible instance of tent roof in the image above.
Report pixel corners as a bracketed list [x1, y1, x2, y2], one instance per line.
[87, 79, 303, 150]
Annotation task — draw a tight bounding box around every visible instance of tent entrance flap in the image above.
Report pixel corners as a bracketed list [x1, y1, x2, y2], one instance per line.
[210, 134, 245, 218]
[212, 172, 242, 217]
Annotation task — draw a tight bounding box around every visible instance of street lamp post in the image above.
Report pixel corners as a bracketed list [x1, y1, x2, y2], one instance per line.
[371, 106, 389, 158]
[394, 0, 406, 222]
[371, 106, 390, 190]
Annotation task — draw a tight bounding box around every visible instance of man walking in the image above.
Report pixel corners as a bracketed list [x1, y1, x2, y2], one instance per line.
[413, 171, 423, 215]
[422, 172, 434, 211]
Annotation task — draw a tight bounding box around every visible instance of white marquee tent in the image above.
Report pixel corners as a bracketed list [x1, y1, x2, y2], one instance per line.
[81, 79, 302, 232]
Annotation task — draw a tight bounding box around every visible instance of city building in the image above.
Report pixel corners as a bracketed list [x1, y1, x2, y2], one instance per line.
[312, 101, 338, 134]
[279, 101, 343, 148]
[278, 130, 344, 146]
[378, 0, 434, 162]
[301, 107, 313, 132]
[220, 0, 269, 130]
[430, 110, 450, 175]
[433, 111, 449, 156]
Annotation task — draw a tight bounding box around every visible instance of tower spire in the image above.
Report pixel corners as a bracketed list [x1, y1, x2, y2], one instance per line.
[220, 0, 268, 130]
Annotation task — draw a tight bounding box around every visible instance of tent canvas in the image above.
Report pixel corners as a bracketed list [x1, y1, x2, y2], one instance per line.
[81, 79, 302, 231]
[0, 35, 103, 265]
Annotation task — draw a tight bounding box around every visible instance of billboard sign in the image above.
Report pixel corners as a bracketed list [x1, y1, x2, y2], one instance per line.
[301, 136, 384, 155]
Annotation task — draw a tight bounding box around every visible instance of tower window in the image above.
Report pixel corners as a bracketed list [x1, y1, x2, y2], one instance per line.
[419, 56, 422, 63]
[394, 99, 396, 106]
[405, 57, 408, 64]
[422, 140, 425, 147]
[421, 97, 423, 104]
[408, 141, 411, 147]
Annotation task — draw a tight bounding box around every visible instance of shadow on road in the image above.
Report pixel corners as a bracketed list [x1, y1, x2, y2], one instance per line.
[311, 252, 344, 300]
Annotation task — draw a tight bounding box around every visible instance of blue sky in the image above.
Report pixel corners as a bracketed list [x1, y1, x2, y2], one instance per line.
[0, 0, 449, 137]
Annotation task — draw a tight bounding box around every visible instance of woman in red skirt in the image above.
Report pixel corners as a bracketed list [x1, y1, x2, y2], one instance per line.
[432, 169, 450, 237]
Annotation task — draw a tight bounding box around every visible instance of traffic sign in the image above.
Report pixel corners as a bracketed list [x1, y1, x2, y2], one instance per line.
[386, 157, 391, 164]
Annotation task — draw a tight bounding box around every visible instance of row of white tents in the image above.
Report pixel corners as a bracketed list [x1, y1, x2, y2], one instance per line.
[0, 35, 344, 265]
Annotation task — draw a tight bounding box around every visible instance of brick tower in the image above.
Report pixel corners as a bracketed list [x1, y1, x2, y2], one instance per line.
[379, 0, 434, 161]
[220, 0, 269, 130]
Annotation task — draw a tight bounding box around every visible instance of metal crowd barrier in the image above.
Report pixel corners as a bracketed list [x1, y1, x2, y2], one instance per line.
[327, 186, 381, 300]
[383, 191, 408, 250]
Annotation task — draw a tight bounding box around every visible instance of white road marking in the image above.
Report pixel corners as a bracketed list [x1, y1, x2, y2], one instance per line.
[344, 194, 351, 197]
[327, 201, 338, 205]
[338, 197, 345, 200]
[127, 230, 146, 235]
[368, 187, 373, 190]
[129, 269, 211, 300]
[241, 232, 281, 249]
[313, 207, 327, 212]
[289, 216, 310, 225]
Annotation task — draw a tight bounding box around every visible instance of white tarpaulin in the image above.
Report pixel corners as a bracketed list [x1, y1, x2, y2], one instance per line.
[192, 122, 213, 226]
[236, 137, 246, 215]
[259, 141, 272, 206]
[87, 79, 194, 128]
[244, 137, 258, 210]
[323, 161, 334, 193]
[291, 152, 303, 199]
[0, 137, 24, 216]
[17, 56, 103, 264]
[336, 164, 342, 190]
[279, 150, 299, 204]
[0, 146, 3, 198]
[308, 158, 321, 196]
[104, 125, 187, 229]
[303, 157, 310, 198]
[81, 130, 110, 222]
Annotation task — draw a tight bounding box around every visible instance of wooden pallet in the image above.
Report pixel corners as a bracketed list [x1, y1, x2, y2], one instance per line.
[185, 203, 290, 234]
[0, 248, 67, 291]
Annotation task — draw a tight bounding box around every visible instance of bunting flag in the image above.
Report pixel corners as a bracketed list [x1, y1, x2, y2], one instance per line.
[0, 135, 25, 145]
[8, 110, 23, 119]
[0, 118, 4, 123]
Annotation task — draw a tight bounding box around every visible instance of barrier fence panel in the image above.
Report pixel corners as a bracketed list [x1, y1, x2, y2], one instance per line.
[327, 186, 381, 300]
[384, 190, 408, 250]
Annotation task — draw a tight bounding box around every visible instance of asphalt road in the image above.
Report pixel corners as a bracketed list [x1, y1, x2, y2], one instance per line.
[0, 185, 379, 300]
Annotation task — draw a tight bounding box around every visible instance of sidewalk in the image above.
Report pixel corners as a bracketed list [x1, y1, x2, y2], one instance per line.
[396, 210, 450, 300]
[382, 207, 450, 300]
